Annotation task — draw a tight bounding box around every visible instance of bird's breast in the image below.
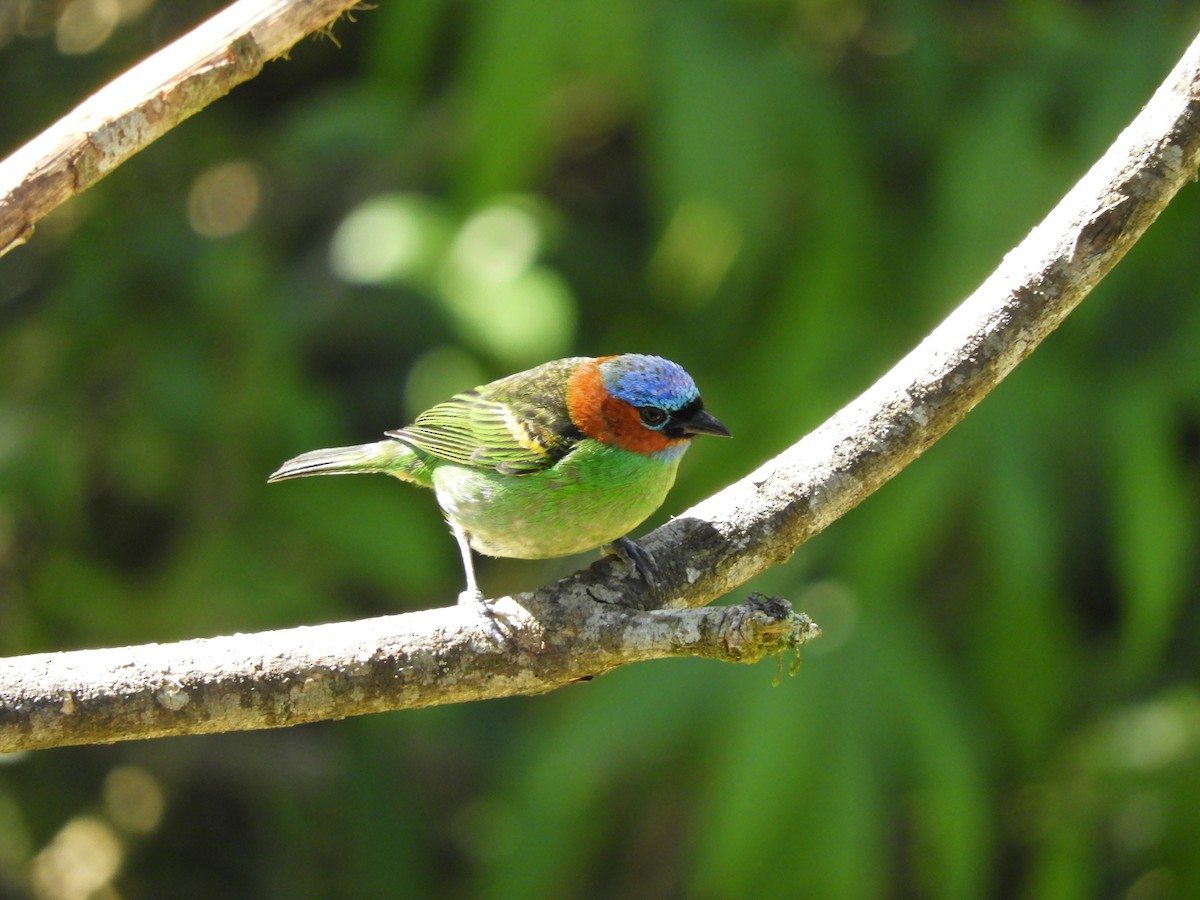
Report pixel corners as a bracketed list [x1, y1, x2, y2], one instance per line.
[430, 441, 685, 559]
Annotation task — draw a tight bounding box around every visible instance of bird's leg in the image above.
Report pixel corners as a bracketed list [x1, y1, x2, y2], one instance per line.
[451, 521, 511, 645]
[606, 536, 664, 605]
[453, 520, 483, 602]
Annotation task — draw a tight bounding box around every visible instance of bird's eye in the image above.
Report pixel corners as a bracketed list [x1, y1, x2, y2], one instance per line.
[638, 406, 669, 429]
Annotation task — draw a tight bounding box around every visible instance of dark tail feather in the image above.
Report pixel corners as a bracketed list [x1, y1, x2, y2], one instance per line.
[267, 440, 412, 482]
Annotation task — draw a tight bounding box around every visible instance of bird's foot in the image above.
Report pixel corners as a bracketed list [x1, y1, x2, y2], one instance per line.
[457, 589, 514, 647]
[606, 536, 664, 606]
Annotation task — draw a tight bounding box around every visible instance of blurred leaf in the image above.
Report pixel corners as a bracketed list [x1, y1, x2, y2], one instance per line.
[1107, 385, 1192, 681]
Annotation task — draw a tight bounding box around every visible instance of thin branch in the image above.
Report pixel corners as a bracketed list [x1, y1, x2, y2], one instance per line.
[2, 26, 1199, 752]
[0, 0, 362, 257]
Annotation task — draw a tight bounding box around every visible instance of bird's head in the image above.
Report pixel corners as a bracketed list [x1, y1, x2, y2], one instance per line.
[567, 354, 730, 456]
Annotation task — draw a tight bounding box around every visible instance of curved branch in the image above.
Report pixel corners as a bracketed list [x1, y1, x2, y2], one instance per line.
[0, 0, 362, 256]
[2, 27, 1199, 752]
[634, 29, 1200, 611]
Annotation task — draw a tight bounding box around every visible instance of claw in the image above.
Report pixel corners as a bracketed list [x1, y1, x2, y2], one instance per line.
[457, 588, 514, 647]
[606, 536, 663, 604]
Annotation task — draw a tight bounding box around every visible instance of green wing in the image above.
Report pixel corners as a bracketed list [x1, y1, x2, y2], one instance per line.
[387, 361, 585, 475]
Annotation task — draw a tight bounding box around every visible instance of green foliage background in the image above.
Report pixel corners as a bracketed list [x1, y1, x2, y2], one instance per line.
[3, 1, 1200, 897]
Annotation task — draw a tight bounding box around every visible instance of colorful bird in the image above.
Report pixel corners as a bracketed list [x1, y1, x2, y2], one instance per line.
[268, 354, 729, 634]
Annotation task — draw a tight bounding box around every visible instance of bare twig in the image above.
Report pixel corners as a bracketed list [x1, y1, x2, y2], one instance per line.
[2, 22, 1199, 752]
[0, 0, 362, 257]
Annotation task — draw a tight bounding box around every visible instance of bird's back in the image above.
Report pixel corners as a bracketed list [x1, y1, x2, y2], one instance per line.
[388, 357, 588, 475]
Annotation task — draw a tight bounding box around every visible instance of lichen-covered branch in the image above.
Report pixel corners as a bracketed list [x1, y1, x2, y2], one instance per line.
[0, 596, 816, 752]
[0, 0, 362, 256]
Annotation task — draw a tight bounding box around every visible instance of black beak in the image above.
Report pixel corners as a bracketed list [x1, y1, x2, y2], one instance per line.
[677, 406, 731, 438]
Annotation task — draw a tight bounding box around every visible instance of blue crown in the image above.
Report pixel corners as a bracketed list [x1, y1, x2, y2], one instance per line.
[599, 355, 700, 411]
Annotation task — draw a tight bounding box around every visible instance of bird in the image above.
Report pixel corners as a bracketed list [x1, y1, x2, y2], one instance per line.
[268, 354, 730, 636]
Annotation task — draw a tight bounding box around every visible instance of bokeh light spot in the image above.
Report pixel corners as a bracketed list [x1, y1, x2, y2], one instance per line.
[440, 266, 575, 367]
[435, 198, 573, 364]
[55, 0, 119, 55]
[1103, 691, 1198, 772]
[103, 766, 165, 835]
[450, 203, 541, 284]
[186, 161, 262, 238]
[30, 816, 122, 900]
[329, 194, 452, 286]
